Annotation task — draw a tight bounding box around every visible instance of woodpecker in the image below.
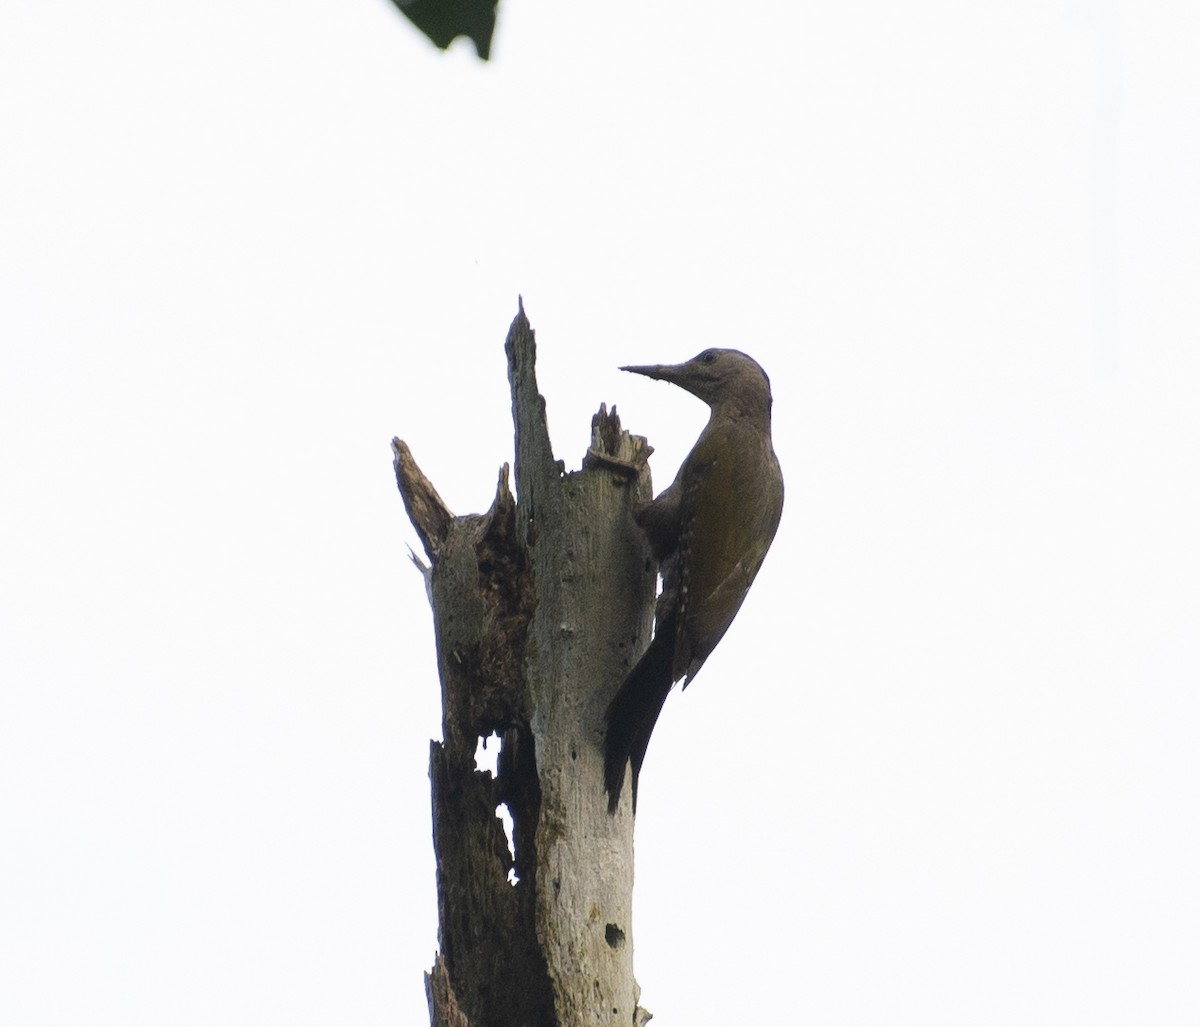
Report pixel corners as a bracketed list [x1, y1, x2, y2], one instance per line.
[604, 348, 784, 812]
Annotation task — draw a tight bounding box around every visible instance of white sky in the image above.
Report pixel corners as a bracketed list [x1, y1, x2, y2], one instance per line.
[2, 1, 1198, 1023]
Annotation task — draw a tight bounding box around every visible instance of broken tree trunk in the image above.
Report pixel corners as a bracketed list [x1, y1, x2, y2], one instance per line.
[393, 300, 656, 1027]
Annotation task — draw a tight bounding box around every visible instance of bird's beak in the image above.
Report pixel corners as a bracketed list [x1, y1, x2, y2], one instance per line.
[620, 363, 684, 384]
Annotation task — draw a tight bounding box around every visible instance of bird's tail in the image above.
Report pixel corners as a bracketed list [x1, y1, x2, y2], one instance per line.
[604, 617, 678, 813]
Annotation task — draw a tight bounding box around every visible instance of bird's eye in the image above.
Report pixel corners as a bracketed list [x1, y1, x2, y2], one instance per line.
[701, 351, 716, 364]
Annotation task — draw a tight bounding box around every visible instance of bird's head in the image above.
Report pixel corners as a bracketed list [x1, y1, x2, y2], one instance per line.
[621, 348, 773, 416]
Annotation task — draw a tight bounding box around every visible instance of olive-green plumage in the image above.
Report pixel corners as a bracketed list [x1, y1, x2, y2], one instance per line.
[605, 348, 784, 812]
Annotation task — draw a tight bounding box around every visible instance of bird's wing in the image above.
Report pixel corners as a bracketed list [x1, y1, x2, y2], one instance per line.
[674, 428, 782, 683]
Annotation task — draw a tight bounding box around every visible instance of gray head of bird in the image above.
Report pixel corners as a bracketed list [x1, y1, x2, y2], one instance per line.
[621, 348, 774, 418]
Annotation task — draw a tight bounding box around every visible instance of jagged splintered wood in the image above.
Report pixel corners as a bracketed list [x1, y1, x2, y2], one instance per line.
[393, 300, 656, 1027]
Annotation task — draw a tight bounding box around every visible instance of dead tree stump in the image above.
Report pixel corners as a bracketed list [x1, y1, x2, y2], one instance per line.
[394, 300, 656, 1027]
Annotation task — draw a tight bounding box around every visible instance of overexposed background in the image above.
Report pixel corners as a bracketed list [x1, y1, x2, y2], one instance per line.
[2, 1, 1198, 1023]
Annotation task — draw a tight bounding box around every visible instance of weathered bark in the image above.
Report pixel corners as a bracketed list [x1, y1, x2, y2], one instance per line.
[395, 300, 656, 1027]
